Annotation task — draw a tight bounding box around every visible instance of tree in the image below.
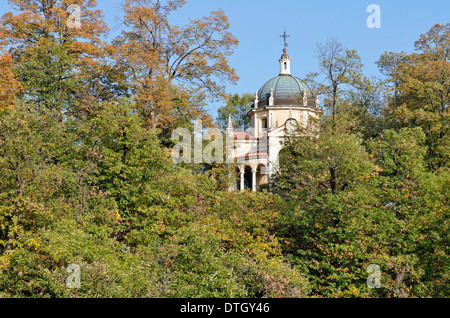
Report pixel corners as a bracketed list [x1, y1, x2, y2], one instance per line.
[0, 25, 22, 112]
[1, 0, 109, 110]
[312, 38, 364, 130]
[216, 93, 253, 131]
[364, 127, 449, 297]
[274, 124, 374, 197]
[274, 124, 448, 297]
[112, 0, 239, 130]
[0, 102, 73, 252]
[272, 123, 376, 296]
[68, 98, 171, 226]
[302, 38, 386, 139]
[377, 24, 449, 170]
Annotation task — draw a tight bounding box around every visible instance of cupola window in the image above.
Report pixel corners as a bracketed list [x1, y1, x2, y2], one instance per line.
[261, 118, 268, 129]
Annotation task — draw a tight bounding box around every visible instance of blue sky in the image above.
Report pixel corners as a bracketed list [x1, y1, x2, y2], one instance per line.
[1, 0, 449, 116]
[163, 0, 449, 94]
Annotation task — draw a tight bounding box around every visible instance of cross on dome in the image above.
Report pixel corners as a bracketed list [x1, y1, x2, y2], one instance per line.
[279, 28, 291, 49]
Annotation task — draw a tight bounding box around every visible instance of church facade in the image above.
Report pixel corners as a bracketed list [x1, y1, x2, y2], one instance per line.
[227, 46, 322, 192]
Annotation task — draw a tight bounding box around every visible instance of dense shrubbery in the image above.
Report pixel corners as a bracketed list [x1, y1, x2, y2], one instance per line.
[0, 100, 309, 298]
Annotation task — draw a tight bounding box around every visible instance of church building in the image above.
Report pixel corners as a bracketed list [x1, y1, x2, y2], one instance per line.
[227, 38, 322, 192]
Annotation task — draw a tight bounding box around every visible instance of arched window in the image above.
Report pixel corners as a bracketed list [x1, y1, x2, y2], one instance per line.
[284, 62, 287, 70]
[244, 166, 253, 190]
[256, 164, 268, 191]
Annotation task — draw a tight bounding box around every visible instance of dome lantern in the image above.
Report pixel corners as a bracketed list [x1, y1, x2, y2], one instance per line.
[278, 29, 292, 76]
[279, 48, 291, 75]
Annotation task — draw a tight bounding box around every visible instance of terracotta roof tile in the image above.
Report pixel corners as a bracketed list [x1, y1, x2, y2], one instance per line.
[233, 132, 256, 140]
[236, 152, 269, 159]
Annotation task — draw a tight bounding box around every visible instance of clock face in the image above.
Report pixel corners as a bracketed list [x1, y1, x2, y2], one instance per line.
[285, 118, 298, 133]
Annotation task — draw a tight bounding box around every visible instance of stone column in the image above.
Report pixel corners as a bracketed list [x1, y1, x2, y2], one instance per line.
[240, 171, 245, 192]
[252, 169, 257, 192]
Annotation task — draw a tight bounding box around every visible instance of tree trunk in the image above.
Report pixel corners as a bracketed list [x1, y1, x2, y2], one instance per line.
[329, 167, 337, 195]
[77, 182, 87, 224]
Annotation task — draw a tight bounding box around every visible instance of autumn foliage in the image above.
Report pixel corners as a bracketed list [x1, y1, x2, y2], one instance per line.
[0, 26, 22, 111]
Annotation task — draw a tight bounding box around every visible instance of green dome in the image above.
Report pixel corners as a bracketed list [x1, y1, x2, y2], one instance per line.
[257, 75, 308, 107]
